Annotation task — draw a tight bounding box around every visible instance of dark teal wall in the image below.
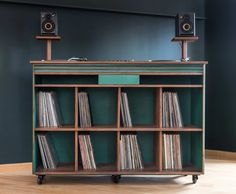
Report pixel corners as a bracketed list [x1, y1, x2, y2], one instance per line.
[206, 0, 236, 152]
[0, 1, 205, 164]
[0, 0, 206, 17]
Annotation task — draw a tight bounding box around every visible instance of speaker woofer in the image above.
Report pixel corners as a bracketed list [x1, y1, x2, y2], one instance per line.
[42, 20, 55, 33]
[182, 22, 192, 32]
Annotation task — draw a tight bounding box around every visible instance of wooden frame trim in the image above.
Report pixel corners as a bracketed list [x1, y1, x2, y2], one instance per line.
[31, 60, 208, 65]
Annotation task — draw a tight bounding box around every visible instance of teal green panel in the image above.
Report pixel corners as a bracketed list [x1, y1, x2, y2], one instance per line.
[140, 75, 203, 85]
[33, 134, 40, 172]
[56, 88, 75, 125]
[35, 75, 98, 84]
[34, 64, 204, 74]
[180, 132, 191, 166]
[137, 132, 154, 164]
[122, 88, 155, 126]
[35, 69, 203, 73]
[83, 88, 117, 125]
[35, 88, 75, 126]
[191, 132, 202, 170]
[90, 132, 116, 164]
[178, 89, 192, 126]
[191, 89, 203, 128]
[49, 132, 75, 163]
[98, 74, 140, 85]
[179, 132, 202, 169]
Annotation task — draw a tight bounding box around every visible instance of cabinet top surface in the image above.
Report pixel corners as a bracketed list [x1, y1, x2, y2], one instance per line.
[30, 60, 208, 65]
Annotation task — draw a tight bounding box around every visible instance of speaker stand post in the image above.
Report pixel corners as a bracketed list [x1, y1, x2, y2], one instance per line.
[35, 36, 61, 61]
[172, 36, 198, 61]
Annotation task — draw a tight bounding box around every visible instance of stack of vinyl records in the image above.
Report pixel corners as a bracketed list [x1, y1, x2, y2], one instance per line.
[78, 92, 92, 128]
[120, 92, 132, 127]
[37, 91, 62, 127]
[120, 134, 143, 170]
[37, 134, 59, 169]
[78, 135, 96, 170]
[162, 92, 183, 128]
[162, 134, 182, 170]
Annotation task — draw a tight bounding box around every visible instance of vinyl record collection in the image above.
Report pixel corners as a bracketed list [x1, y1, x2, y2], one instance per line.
[162, 92, 183, 128]
[78, 92, 96, 170]
[78, 134, 96, 170]
[37, 91, 62, 127]
[162, 133, 182, 170]
[78, 92, 92, 128]
[120, 134, 143, 170]
[120, 92, 132, 127]
[37, 90, 184, 171]
[120, 92, 143, 170]
[37, 134, 59, 169]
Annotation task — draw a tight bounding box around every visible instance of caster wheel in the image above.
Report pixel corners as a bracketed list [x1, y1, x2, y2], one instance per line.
[192, 175, 198, 184]
[111, 175, 121, 183]
[37, 175, 45, 185]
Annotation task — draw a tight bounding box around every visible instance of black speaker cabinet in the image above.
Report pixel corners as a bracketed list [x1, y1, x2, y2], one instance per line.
[41, 12, 58, 36]
[176, 13, 195, 37]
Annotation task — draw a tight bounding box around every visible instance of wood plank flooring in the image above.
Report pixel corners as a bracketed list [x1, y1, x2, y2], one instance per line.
[0, 159, 235, 194]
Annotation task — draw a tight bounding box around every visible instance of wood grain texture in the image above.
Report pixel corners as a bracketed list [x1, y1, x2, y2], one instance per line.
[172, 36, 199, 42]
[46, 39, 52, 60]
[117, 88, 121, 171]
[0, 159, 236, 194]
[30, 60, 208, 64]
[34, 72, 203, 75]
[34, 84, 203, 88]
[34, 127, 202, 132]
[35, 36, 61, 40]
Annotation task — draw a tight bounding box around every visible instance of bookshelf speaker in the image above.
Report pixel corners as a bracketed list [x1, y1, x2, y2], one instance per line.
[176, 13, 195, 36]
[41, 12, 58, 36]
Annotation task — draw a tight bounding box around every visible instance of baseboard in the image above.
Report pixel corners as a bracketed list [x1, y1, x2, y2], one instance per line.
[206, 149, 236, 161]
[0, 162, 32, 172]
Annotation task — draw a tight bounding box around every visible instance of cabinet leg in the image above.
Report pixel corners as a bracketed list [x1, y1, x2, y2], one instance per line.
[111, 175, 121, 183]
[37, 175, 45, 185]
[192, 175, 198, 184]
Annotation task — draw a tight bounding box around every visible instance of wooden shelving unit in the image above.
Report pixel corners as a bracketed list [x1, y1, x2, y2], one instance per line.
[31, 58, 207, 184]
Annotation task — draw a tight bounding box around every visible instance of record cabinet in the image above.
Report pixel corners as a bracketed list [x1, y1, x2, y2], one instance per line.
[31, 58, 207, 184]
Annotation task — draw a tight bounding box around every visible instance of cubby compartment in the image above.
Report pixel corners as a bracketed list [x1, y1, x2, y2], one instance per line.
[162, 87, 203, 129]
[140, 75, 203, 85]
[78, 88, 118, 128]
[162, 132, 202, 172]
[35, 88, 75, 128]
[119, 131, 161, 172]
[34, 131, 75, 173]
[137, 132, 156, 167]
[120, 88, 158, 128]
[78, 132, 117, 171]
[35, 75, 98, 85]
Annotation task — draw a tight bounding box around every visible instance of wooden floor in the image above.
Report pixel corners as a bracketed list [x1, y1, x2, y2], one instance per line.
[0, 159, 236, 194]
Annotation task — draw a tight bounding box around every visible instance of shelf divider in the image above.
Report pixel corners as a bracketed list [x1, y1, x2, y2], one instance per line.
[75, 87, 79, 171]
[156, 88, 163, 170]
[117, 87, 121, 171]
